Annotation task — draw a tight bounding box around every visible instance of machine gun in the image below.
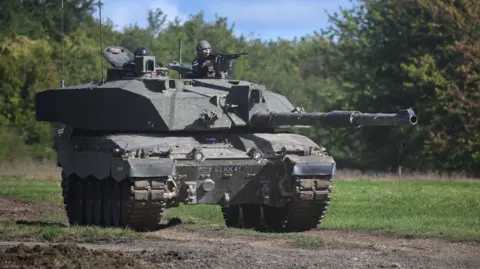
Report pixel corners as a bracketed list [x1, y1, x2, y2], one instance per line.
[167, 52, 248, 79]
[214, 52, 248, 60]
[212, 52, 248, 79]
[166, 62, 195, 79]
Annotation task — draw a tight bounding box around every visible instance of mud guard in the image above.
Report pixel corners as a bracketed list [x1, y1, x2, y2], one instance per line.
[110, 158, 175, 182]
[284, 155, 336, 176]
[127, 158, 175, 178]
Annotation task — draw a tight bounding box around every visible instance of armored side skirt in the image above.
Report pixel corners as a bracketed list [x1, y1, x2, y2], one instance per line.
[79, 155, 335, 206]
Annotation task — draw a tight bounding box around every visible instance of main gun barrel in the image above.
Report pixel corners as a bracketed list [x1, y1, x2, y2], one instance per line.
[250, 109, 418, 128]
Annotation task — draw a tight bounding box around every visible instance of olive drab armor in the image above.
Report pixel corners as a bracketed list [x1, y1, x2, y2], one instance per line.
[34, 43, 418, 233]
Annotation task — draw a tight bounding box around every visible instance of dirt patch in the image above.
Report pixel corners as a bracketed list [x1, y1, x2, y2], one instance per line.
[0, 241, 241, 269]
[0, 243, 143, 269]
[0, 197, 65, 224]
[1, 236, 479, 269]
[0, 195, 479, 268]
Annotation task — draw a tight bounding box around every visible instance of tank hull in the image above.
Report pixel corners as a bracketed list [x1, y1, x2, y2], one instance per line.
[57, 127, 335, 232]
[36, 46, 417, 234]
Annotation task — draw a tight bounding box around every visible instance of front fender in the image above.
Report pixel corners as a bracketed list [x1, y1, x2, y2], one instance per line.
[284, 155, 336, 176]
[111, 158, 175, 182]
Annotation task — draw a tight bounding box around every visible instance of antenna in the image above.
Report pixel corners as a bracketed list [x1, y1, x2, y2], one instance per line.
[178, 39, 182, 63]
[98, 0, 105, 84]
[60, 0, 65, 88]
[178, 39, 182, 79]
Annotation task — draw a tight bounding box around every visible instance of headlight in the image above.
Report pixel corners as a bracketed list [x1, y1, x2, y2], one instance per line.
[247, 147, 263, 160]
[202, 179, 215, 192]
[191, 148, 204, 161]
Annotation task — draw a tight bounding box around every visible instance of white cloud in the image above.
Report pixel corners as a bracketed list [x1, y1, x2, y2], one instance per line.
[100, 0, 189, 30]
[101, 2, 133, 29]
[149, 0, 189, 23]
[99, 0, 355, 39]
[204, 0, 353, 25]
[199, 0, 356, 39]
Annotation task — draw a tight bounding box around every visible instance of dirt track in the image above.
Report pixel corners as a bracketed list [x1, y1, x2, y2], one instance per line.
[0, 196, 479, 269]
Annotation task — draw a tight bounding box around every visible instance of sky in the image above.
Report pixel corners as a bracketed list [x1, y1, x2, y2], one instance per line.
[99, 0, 357, 40]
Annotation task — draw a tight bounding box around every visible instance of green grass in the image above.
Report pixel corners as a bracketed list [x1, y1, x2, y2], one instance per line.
[0, 221, 150, 243]
[0, 178, 62, 204]
[0, 177, 479, 243]
[165, 204, 225, 226]
[164, 179, 480, 241]
[321, 179, 480, 241]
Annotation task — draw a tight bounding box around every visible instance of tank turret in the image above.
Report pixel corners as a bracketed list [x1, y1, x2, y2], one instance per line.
[35, 43, 419, 234]
[35, 79, 416, 132]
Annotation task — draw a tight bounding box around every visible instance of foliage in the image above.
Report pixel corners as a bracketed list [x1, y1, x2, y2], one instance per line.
[0, 0, 478, 176]
[322, 0, 480, 175]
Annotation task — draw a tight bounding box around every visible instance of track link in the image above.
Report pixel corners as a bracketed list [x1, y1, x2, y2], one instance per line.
[221, 175, 333, 233]
[283, 175, 333, 232]
[61, 173, 167, 231]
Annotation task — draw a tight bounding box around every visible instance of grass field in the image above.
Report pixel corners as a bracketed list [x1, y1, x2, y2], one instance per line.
[0, 158, 477, 181]
[0, 175, 479, 243]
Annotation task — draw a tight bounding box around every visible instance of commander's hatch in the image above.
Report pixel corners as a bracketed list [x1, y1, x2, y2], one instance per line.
[103, 46, 134, 68]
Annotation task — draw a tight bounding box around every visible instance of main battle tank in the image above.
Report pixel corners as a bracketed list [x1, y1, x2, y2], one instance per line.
[35, 46, 418, 232]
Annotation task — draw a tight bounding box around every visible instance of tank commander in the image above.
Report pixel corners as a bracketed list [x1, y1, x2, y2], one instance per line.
[191, 40, 216, 78]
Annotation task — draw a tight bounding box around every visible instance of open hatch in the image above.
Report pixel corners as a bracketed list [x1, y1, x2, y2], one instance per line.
[103, 46, 134, 68]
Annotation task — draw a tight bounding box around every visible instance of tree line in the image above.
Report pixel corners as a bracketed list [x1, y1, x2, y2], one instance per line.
[0, 0, 478, 177]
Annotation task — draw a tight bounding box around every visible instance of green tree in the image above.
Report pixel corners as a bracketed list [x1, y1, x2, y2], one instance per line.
[322, 0, 480, 175]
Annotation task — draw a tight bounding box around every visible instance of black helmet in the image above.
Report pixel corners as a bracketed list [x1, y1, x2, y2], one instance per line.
[134, 47, 148, 56]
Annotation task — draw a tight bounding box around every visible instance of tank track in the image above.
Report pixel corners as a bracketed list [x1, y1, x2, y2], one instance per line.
[61, 172, 167, 231]
[221, 175, 333, 233]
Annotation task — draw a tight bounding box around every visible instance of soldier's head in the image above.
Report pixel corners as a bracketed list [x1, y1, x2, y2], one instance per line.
[196, 40, 211, 58]
[134, 47, 149, 57]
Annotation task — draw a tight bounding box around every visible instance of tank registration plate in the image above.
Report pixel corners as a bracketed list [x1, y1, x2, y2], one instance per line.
[214, 166, 242, 173]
